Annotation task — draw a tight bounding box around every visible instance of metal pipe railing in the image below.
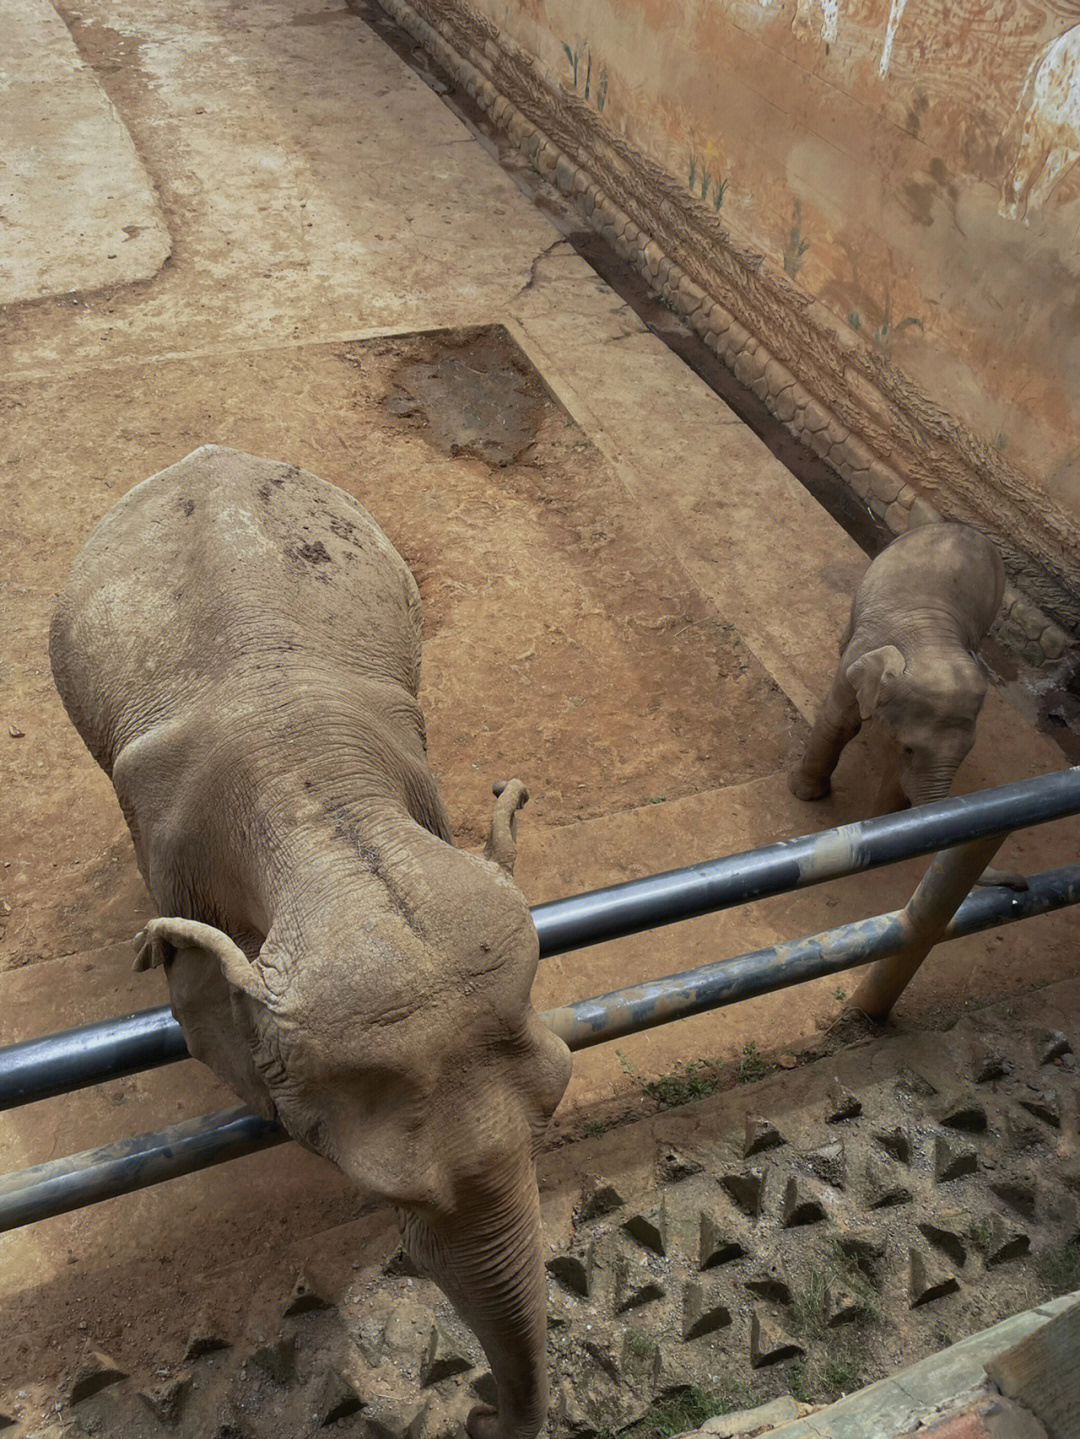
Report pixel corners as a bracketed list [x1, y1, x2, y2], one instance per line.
[3, 862, 1079, 1233]
[5, 768, 1080, 1111]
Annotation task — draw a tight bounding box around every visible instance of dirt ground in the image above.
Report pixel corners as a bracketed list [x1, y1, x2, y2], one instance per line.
[2, 0, 1080, 1430]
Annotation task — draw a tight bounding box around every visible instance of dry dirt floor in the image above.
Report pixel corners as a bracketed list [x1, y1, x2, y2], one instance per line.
[2, 0, 1080, 1430]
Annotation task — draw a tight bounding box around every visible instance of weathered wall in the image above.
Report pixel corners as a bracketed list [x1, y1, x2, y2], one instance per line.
[481, 0, 1080, 522]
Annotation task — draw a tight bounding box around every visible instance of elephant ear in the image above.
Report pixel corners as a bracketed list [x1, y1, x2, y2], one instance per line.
[485, 779, 529, 874]
[133, 916, 270, 1003]
[845, 645, 906, 721]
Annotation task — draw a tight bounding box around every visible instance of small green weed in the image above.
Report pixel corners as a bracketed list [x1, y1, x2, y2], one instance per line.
[786, 1360, 812, 1404]
[791, 1268, 830, 1336]
[833, 987, 847, 1002]
[1038, 1238, 1080, 1294]
[737, 1041, 767, 1083]
[616, 1051, 722, 1108]
[624, 1330, 656, 1358]
[626, 1386, 732, 1439]
[968, 1218, 993, 1251]
[820, 1349, 864, 1395]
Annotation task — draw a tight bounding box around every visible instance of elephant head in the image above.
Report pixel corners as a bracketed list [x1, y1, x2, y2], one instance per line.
[845, 644, 987, 805]
[134, 783, 571, 1439]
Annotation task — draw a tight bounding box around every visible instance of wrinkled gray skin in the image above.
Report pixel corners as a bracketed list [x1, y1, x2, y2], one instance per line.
[789, 522, 1008, 830]
[50, 446, 571, 1439]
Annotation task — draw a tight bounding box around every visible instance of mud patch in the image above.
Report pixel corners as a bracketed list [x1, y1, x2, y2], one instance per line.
[387, 325, 548, 467]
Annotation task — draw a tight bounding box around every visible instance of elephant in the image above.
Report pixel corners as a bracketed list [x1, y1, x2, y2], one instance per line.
[788, 521, 1012, 835]
[49, 445, 572, 1439]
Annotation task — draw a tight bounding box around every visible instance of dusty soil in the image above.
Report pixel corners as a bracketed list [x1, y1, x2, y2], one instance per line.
[1, 324, 800, 969]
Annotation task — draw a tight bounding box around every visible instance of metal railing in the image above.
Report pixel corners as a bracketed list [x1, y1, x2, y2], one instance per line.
[3, 769, 1080, 1231]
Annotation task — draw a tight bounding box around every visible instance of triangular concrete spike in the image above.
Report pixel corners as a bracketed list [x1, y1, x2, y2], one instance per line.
[315, 1367, 365, 1426]
[971, 1039, 1007, 1083]
[69, 1347, 128, 1406]
[873, 1125, 912, 1165]
[749, 1310, 804, 1368]
[621, 1210, 666, 1256]
[917, 1216, 967, 1268]
[613, 1253, 666, 1314]
[940, 1099, 988, 1133]
[1018, 1089, 1061, 1128]
[658, 1146, 704, 1182]
[835, 1229, 887, 1276]
[184, 1311, 232, 1361]
[990, 1177, 1037, 1221]
[909, 1247, 960, 1308]
[284, 1269, 334, 1316]
[421, 1322, 475, 1386]
[743, 1259, 791, 1305]
[720, 1168, 766, 1217]
[743, 1114, 785, 1157]
[825, 1081, 862, 1122]
[583, 1333, 621, 1382]
[895, 1066, 937, 1099]
[383, 1247, 420, 1278]
[698, 1211, 747, 1270]
[471, 1373, 498, 1407]
[137, 1368, 192, 1426]
[985, 1217, 1030, 1268]
[782, 1175, 827, 1227]
[682, 1281, 732, 1341]
[865, 1155, 913, 1209]
[578, 1178, 626, 1224]
[826, 1282, 866, 1327]
[546, 1247, 592, 1298]
[1035, 1029, 1072, 1065]
[803, 1139, 845, 1189]
[933, 1133, 978, 1183]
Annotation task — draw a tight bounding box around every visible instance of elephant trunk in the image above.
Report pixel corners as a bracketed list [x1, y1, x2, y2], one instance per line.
[904, 765, 959, 808]
[402, 1150, 549, 1439]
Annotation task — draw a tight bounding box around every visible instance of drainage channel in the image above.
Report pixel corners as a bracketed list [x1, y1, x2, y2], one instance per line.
[346, 0, 1080, 761]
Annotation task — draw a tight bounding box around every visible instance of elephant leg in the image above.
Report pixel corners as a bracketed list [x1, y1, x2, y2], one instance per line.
[402, 1156, 549, 1439]
[789, 667, 861, 800]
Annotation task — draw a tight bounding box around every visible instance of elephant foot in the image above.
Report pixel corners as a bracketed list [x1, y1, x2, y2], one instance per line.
[788, 767, 831, 802]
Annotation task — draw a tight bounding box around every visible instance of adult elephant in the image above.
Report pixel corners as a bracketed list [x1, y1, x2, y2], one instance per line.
[50, 446, 572, 1439]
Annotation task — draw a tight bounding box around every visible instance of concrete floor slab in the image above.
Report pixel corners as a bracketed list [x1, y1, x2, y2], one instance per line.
[1, 0, 170, 303]
[3, 0, 1080, 1422]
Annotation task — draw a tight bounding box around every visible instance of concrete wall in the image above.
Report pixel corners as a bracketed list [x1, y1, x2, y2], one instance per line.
[472, 0, 1080, 522]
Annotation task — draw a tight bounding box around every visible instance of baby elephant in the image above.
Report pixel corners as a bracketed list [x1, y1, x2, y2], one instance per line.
[51, 447, 571, 1439]
[790, 522, 1004, 815]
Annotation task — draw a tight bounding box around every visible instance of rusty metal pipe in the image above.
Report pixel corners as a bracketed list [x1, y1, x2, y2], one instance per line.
[5, 769, 1080, 1110]
[2, 862, 1079, 1233]
[848, 833, 1008, 1021]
